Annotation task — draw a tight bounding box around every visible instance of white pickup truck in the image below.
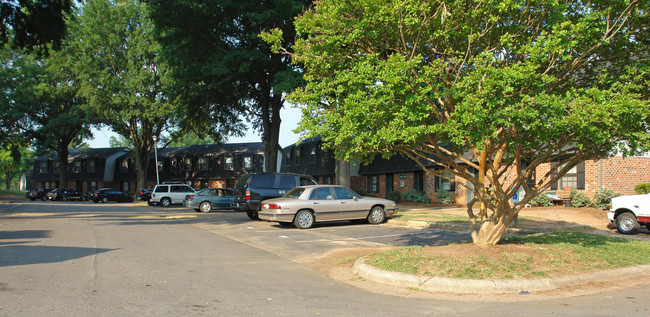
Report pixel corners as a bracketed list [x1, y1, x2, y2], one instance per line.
[608, 193, 650, 234]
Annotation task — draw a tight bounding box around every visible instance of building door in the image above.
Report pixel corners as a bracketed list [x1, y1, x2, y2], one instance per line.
[385, 174, 393, 197]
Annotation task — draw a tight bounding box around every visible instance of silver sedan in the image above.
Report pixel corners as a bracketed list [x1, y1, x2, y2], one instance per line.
[259, 185, 398, 229]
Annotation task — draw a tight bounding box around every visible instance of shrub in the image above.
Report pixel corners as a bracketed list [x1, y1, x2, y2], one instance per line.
[570, 188, 593, 208]
[386, 190, 401, 201]
[634, 183, 650, 194]
[402, 189, 432, 204]
[435, 188, 454, 204]
[528, 193, 552, 207]
[593, 188, 619, 210]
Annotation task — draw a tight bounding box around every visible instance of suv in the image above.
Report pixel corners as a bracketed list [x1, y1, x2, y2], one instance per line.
[608, 192, 650, 234]
[233, 173, 318, 220]
[150, 183, 196, 207]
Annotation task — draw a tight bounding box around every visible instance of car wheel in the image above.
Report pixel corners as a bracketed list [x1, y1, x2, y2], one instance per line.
[279, 222, 293, 227]
[102, 197, 108, 203]
[199, 202, 212, 213]
[246, 211, 259, 220]
[616, 212, 640, 234]
[367, 206, 386, 224]
[41, 196, 47, 201]
[160, 198, 171, 207]
[61, 195, 67, 201]
[294, 210, 315, 229]
[646, 224, 650, 231]
[81, 196, 87, 201]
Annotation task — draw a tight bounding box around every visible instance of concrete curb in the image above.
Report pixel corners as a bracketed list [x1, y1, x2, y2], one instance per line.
[354, 257, 650, 294]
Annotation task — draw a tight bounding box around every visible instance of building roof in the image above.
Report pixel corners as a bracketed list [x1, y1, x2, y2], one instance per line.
[35, 147, 130, 161]
[155, 142, 265, 158]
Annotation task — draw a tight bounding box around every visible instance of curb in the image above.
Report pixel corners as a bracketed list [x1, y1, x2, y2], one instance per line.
[354, 257, 650, 294]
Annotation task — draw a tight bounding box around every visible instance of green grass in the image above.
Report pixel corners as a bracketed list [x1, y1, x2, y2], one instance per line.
[364, 232, 650, 279]
[0, 189, 27, 196]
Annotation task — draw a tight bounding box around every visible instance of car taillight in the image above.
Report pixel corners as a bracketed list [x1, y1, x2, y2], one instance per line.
[245, 190, 251, 201]
[188, 196, 194, 201]
[262, 203, 281, 209]
[152, 193, 156, 198]
[94, 193, 98, 197]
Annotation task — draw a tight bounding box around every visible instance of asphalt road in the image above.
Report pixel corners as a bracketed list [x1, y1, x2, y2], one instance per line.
[1, 201, 649, 316]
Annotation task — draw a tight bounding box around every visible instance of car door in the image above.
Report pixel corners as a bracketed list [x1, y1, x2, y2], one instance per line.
[309, 187, 340, 221]
[333, 186, 366, 219]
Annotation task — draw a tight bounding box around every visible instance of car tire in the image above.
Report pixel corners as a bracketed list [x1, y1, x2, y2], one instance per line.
[41, 196, 47, 201]
[646, 224, 650, 231]
[160, 198, 171, 207]
[246, 211, 259, 220]
[199, 202, 212, 213]
[61, 195, 67, 201]
[616, 212, 640, 234]
[102, 197, 108, 203]
[294, 210, 315, 229]
[367, 206, 386, 224]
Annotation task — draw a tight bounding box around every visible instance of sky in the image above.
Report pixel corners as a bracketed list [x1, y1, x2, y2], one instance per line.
[86, 105, 304, 149]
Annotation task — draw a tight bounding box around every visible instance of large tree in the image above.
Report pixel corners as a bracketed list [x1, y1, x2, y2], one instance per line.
[274, 0, 650, 246]
[147, 0, 310, 172]
[0, 42, 92, 189]
[74, 0, 179, 190]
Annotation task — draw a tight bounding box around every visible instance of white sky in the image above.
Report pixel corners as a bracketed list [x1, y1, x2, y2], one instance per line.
[87, 104, 303, 149]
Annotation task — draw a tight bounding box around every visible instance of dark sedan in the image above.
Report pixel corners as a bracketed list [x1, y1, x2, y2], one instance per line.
[46, 188, 88, 201]
[91, 188, 134, 203]
[26, 188, 52, 201]
[137, 188, 153, 203]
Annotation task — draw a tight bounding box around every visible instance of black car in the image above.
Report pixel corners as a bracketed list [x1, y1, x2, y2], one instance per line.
[137, 188, 153, 203]
[233, 173, 318, 220]
[46, 188, 88, 201]
[91, 188, 134, 203]
[25, 188, 52, 201]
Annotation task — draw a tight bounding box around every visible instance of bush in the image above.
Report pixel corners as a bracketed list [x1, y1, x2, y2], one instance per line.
[386, 190, 401, 201]
[570, 188, 593, 208]
[528, 193, 552, 207]
[402, 189, 432, 204]
[593, 188, 619, 210]
[435, 188, 454, 204]
[634, 183, 650, 194]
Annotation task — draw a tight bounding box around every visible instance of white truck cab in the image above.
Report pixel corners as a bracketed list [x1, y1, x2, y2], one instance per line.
[608, 193, 650, 234]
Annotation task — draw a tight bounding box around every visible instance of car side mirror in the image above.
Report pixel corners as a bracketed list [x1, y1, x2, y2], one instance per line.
[352, 196, 358, 201]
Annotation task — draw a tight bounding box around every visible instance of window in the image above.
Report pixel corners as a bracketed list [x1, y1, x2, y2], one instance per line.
[122, 181, 129, 192]
[87, 160, 96, 173]
[333, 186, 358, 199]
[120, 159, 129, 173]
[184, 157, 192, 170]
[326, 176, 333, 185]
[551, 161, 585, 190]
[89, 181, 97, 192]
[74, 161, 82, 174]
[243, 156, 252, 170]
[158, 160, 164, 172]
[322, 148, 329, 162]
[198, 157, 208, 171]
[225, 157, 234, 170]
[370, 175, 379, 193]
[295, 148, 301, 164]
[279, 175, 296, 188]
[310, 146, 317, 163]
[285, 152, 291, 166]
[437, 172, 455, 192]
[300, 177, 317, 186]
[310, 187, 334, 200]
[40, 162, 47, 173]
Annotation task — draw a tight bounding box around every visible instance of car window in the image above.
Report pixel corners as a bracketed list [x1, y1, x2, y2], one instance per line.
[154, 186, 168, 193]
[250, 174, 276, 188]
[333, 187, 358, 200]
[284, 187, 304, 199]
[310, 187, 334, 200]
[235, 174, 251, 189]
[300, 177, 317, 186]
[278, 175, 296, 188]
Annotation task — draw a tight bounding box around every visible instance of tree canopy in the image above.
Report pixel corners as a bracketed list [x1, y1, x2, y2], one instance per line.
[276, 0, 650, 246]
[147, 0, 311, 172]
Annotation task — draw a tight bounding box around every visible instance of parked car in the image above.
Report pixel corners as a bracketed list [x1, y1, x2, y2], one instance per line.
[233, 173, 318, 220]
[25, 188, 52, 201]
[259, 185, 398, 229]
[183, 188, 235, 213]
[91, 188, 134, 203]
[608, 192, 650, 234]
[46, 188, 88, 201]
[150, 183, 196, 207]
[137, 188, 153, 202]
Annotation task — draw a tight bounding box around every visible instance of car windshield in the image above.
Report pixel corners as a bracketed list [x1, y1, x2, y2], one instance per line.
[196, 189, 210, 195]
[283, 187, 304, 199]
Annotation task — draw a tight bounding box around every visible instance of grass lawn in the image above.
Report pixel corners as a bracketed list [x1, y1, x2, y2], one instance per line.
[363, 232, 650, 279]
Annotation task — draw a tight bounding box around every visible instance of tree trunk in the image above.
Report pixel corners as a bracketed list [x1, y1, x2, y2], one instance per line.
[134, 144, 151, 193]
[57, 146, 69, 189]
[262, 95, 282, 173]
